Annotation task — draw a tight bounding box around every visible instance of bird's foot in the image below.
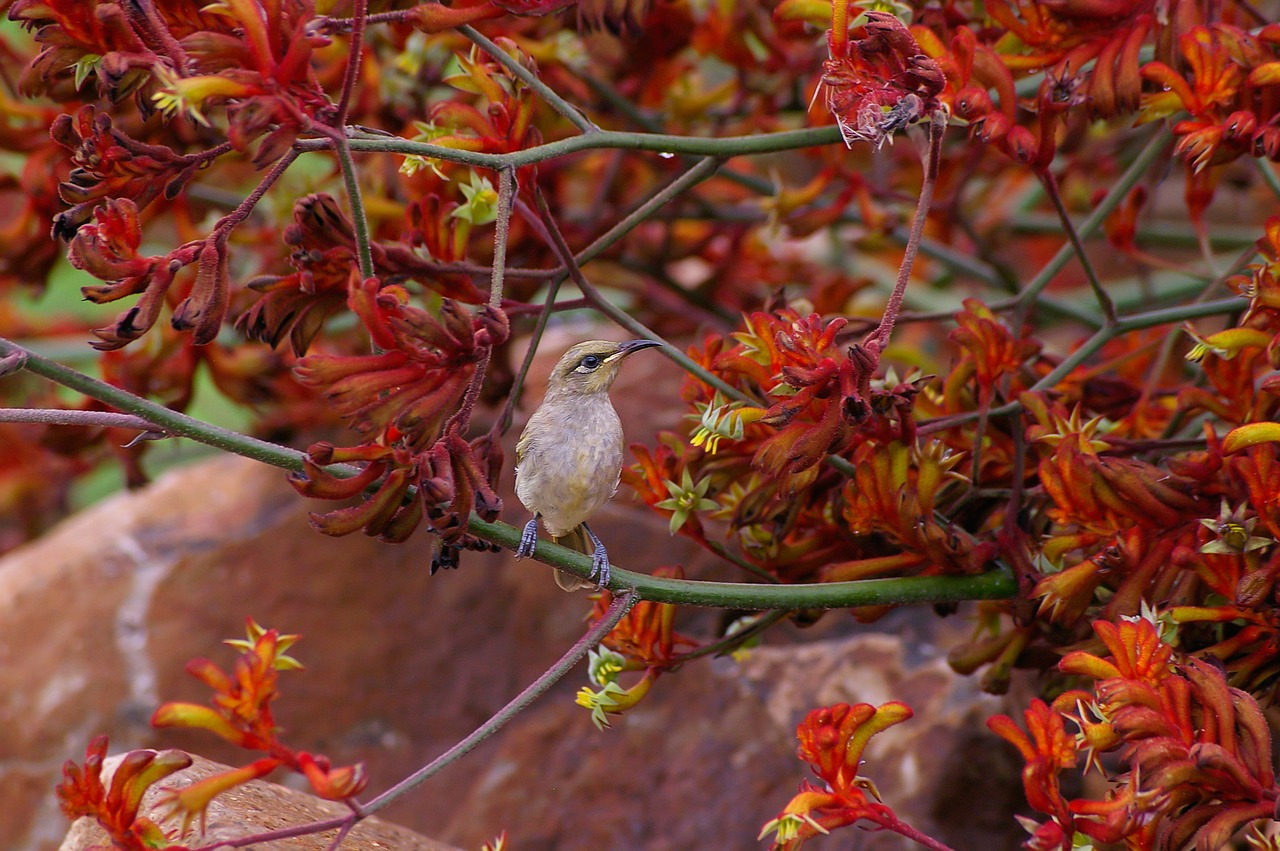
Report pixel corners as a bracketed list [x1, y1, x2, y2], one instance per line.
[583, 523, 611, 587]
[515, 517, 539, 560]
[589, 546, 611, 587]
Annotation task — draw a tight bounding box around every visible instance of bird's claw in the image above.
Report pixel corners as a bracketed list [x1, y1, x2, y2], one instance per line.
[582, 523, 611, 587]
[589, 544, 611, 587]
[516, 517, 539, 560]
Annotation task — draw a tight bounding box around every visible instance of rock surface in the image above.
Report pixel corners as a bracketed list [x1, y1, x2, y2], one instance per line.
[2, 329, 1028, 850]
[59, 754, 458, 851]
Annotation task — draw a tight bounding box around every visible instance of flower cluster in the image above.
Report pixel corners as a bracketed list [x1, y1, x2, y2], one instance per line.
[760, 701, 921, 850]
[56, 736, 194, 851]
[576, 566, 696, 727]
[991, 614, 1278, 850]
[58, 621, 365, 845]
[289, 276, 508, 555]
[627, 304, 986, 588]
[149, 620, 367, 834]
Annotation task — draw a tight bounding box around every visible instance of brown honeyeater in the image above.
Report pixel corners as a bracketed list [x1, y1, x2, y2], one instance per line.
[513, 339, 660, 591]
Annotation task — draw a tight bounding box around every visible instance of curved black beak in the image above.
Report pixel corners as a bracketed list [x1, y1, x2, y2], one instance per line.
[617, 339, 662, 357]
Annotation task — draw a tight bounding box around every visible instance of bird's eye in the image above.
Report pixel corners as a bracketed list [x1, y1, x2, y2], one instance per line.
[579, 355, 601, 370]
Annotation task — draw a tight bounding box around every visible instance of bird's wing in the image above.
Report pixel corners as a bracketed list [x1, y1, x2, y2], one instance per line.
[515, 425, 534, 465]
[515, 403, 552, 465]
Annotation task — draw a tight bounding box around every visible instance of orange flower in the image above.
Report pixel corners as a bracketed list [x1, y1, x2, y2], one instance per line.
[56, 736, 195, 850]
[762, 702, 924, 850]
[989, 700, 1078, 836]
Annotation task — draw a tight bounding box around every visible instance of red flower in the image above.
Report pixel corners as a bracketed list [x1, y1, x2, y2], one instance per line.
[820, 10, 945, 149]
[56, 736, 195, 850]
[989, 699, 1078, 842]
[149, 620, 367, 832]
[762, 702, 924, 850]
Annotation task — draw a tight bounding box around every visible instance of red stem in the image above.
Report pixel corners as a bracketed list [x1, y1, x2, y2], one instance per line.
[881, 812, 957, 851]
[870, 111, 945, 356]
[334, 0, 367, 128]
[211, 150, 300, 237]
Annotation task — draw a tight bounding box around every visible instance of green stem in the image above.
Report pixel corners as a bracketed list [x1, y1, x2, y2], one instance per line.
[668, 610, 790, 664]
[305, 125, 845, 170]
[0, 408, 157, 431]
[0, 338, 308, 472]
[1039, 168, 1116, 324]
[472, 515, 1016, 606]
[330, 129, 376, 280]
[1015, 128, 1171, 313]
[526, 158, 755, 404]
[460, 25, 596, 134]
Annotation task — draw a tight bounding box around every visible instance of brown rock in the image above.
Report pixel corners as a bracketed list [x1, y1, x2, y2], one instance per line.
[440, 630, 1027, 851]
[58, 753, 459, 851]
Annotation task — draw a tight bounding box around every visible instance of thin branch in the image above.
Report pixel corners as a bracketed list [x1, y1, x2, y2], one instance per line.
[300, 125, 846, 170]
[505, 295, 588, 317]
[883, 813, 958, 851]
[1014, 128, 1171, 315]
[581, 71, 1010, 293]
[0, 408, 163, 432]
[1039, 168, 1116, 324]
[0, 338, 311, 473]
[319, 9, 420, 32]
[1006, 213, 1262, 250]
[917, 295, 1244, 435]
[328, 130, 376, 280]
[489, 166, 517, 309]
[460, 25, 597, 135]
[323, 820, 356, 851]
[527, 175, 756, 405]
[870, 111, 944, 353]
[667, 610, 790, 665]
[443, 168, 518, 436]
[361, 590, 637, 813]
[334, 0, 367, 128]
[1135, 240, 1261, 411]
[218, 815, 349, 848]
[498, 269, 567, 437]
[212, 150, 299, 237]
[1257, 158, 1280, 203]
[500, 158, 726, 433]
[704, 540, 780, 584]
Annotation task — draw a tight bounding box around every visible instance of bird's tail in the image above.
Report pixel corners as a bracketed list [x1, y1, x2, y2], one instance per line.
[551, 525, 597, 592]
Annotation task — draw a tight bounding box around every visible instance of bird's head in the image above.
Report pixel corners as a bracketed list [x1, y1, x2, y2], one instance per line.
[545, 339, 661, 397]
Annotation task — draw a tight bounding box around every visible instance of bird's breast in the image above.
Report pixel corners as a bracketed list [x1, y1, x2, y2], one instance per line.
[515, 401, 625, 538]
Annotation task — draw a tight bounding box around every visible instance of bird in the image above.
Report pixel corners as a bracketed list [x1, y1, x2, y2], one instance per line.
[514, 339, 661, 590]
